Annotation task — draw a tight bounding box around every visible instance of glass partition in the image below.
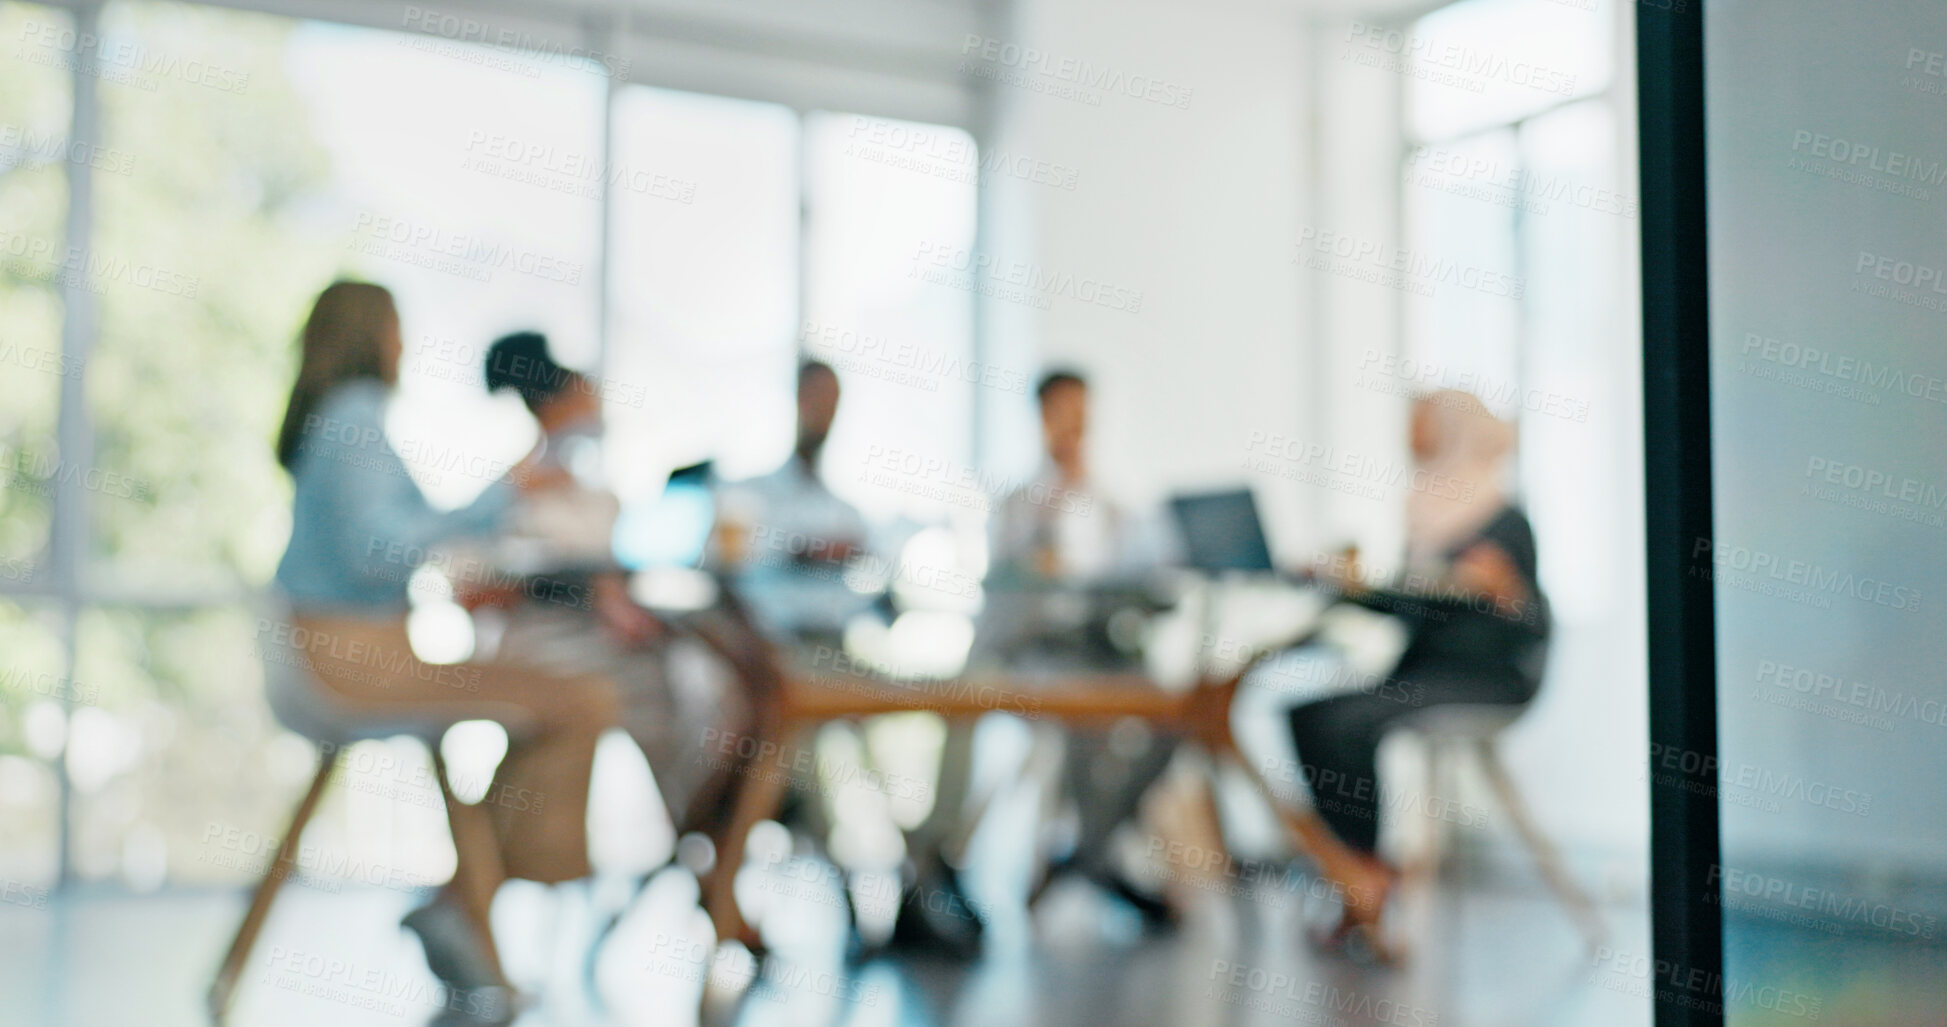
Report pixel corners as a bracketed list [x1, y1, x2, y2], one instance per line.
[1708, 0, 1947, 1020]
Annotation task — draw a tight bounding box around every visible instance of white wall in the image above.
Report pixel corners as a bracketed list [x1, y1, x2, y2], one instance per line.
[985, 0, 1649, 888]
[980, 0, 1317, 548]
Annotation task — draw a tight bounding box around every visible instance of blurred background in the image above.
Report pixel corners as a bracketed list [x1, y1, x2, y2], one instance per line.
[1, 0, 1662, 1023]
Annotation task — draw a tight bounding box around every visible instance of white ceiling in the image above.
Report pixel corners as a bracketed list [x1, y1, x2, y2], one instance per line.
[48, 0, 1449, 126]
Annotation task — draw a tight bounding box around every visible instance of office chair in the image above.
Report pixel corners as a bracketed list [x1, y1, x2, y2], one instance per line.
[1396, 703, 1607, 951]
[206, 603, 510, 1023]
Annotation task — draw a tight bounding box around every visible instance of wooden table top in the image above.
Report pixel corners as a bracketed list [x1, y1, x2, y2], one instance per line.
[778, 666, 1212, 724]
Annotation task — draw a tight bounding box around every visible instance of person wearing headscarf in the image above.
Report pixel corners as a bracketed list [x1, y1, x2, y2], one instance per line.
[1285, 389, 1549, 945]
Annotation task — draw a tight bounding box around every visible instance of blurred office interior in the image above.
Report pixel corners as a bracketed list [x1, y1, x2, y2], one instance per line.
[1, 0, 1942, 1024]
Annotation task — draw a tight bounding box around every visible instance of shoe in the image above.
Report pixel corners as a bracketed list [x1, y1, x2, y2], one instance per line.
[403, 899, 515, 1024]
[1306, 859, 1402, 965]
[1098, 871, 1177, 928]
[885, 865, 985, 960]
[428, 985, 516, 1026]
[1044, 853, 1176, 928]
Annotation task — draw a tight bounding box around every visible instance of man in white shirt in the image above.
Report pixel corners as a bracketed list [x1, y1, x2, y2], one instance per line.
[714, 361, 876, 642]
[988, 370, 1179, 923]
[714, 361, 989, 955]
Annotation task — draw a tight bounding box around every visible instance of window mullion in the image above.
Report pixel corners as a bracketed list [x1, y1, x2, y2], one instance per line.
[51, 0, 106, 891]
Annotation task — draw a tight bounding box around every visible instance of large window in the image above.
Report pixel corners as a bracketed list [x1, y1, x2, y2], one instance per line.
[1398, 0, 1646, 891]
[801, 111, 979, 525]
[1, 0, 80, 890]
[0, 0, 981, 887]
[604, 85, 799, 497]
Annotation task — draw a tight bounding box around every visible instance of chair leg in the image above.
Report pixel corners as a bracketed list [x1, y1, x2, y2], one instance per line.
[208, 749, 338, 1023]
[1176, 762, 1229, 910]
[704, 719, 799, 950]
[1400, 735, 1449, 888]
[1473, 737, 1607, 950]
[429, 747, 511, 987]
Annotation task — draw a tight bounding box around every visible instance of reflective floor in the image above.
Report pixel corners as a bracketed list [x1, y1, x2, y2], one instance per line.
[1, 863, 1652, 1027]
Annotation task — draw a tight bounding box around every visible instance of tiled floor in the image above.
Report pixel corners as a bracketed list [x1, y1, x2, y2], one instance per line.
[1, 862, 1652, 1027]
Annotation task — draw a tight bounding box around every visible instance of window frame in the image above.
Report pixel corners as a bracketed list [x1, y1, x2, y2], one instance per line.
[6, 0, 993, 886]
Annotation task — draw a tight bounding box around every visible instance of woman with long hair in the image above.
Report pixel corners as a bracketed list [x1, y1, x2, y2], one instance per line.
[271, 281, 621, 1019]
[1285, 389, 1550, 950]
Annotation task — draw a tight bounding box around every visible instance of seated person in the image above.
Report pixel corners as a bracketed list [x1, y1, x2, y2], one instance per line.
[711, 360, 876, 645]
[465, 332, 747, 845]
[271, 284, 621, 1021]
[1285, 389, 1549, 949]
[711, 360, 987, 955]
[988, 370, 1179, 922]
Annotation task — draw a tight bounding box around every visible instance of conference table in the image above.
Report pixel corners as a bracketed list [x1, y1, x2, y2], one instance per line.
[684, 621, 1344, 951]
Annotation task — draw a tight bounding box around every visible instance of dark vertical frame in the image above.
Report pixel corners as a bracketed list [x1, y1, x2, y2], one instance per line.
[1637, 3, 1722, 1025]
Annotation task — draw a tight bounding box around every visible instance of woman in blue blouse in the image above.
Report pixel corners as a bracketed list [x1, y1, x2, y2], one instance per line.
[270, 281, 621, 1011]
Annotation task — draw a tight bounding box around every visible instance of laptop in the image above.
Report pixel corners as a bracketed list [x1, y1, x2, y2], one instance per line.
[1168, 488, 1275, 574]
